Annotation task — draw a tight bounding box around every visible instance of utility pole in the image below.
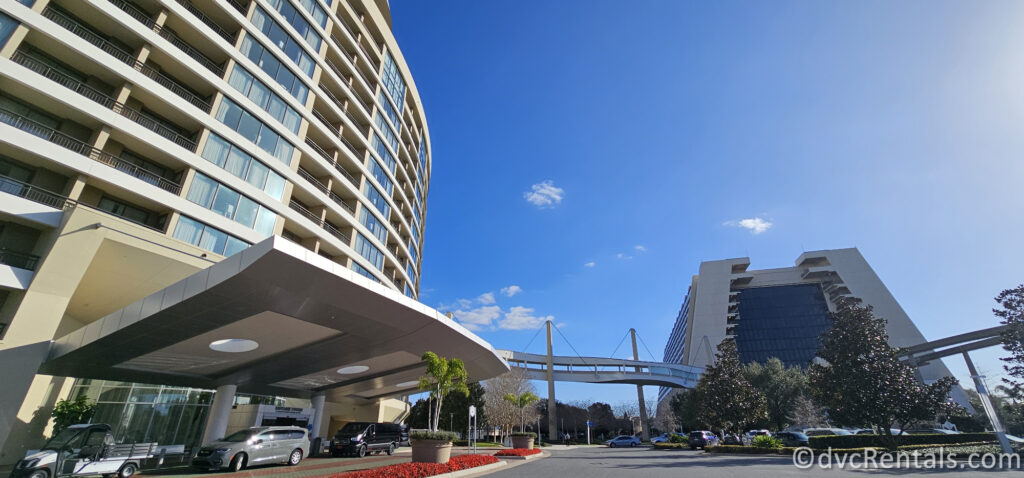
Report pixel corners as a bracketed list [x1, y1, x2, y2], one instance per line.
[631, 328, 651, 441]
[546, 320, 557, 443]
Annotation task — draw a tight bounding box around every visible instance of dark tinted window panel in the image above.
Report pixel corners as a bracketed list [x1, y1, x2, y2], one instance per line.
[732, 283, 830, 367]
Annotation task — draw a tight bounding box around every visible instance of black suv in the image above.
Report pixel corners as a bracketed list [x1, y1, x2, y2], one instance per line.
[331, 422, 402, 457]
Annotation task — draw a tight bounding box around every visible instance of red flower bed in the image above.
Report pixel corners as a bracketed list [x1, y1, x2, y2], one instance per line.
[332, 454, 499, 478]
[494, 448, 542, 457]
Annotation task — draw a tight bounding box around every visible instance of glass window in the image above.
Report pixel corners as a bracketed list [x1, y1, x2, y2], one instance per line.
[227, 65, 302, 135]
[174, 216, 250, 256]
[361, 182, 390, 218]
[0, 12, 19, 49]
[252, 7, 315, 77]
[264, 0, 323, 49]
[216, 97, 295, 166]
[210, 186, 241, 218]
[354, 234, 384, 270]
[367, 158, 393, 194]
[359, 207, 387, 244]
[351, 261, 379, 283]
[381, 52, 406, 112]
[186, 172, 278, 236]
[371, 135, 396, 173]
[374, 113, 400, 153]
[239, 35, 309, 103]
[254, 207, 276, 236]
[186, 174, 218, 208]
[418, 136, 428, 176]
[732, 284, 832, 368]
[234, 196, 260, 228]
[377, 92, 401, 132]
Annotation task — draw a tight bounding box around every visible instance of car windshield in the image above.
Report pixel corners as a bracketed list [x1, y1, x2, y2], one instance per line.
[338, 423, 369, 434]
[43, 428, 85, 451]
[221, 430, 254, 442]
[833, 430, 853, 435]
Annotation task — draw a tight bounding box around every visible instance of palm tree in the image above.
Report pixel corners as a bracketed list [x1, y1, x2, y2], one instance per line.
[418, 351, 470, 431]
[504, 391, 540, 433]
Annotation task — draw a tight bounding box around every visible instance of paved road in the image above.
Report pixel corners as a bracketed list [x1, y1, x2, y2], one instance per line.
[486, 446, 1020, 477]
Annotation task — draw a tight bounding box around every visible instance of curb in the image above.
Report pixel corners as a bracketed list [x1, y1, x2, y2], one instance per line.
[433, 460, 507, 478]
[496, 452, 544, 461]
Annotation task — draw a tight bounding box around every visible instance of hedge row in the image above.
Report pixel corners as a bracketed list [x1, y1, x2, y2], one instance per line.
[652, 442, 690, 449]
[705, 445, 797, 455]
[807, 433, 996, 449]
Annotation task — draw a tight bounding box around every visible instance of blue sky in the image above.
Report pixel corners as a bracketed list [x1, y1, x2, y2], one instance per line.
[392, 0, 1024, 406]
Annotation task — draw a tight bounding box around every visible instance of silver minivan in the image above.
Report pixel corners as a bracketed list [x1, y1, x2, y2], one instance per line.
[192, 426, 309, 472]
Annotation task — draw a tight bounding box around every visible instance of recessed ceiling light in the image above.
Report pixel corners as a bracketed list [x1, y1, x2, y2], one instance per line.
[209, 339, 259, 353]
[397, 381, 419, 388]
[337, 365, 369, 374]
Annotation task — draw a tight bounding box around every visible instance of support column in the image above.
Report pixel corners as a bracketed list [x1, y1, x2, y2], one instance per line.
[962, 352, 1012, 454]
[546, 321, 556, 443]
[310, 392, 326, 439]
[201, 385, 237, 445]
[631, 328, 650, 441]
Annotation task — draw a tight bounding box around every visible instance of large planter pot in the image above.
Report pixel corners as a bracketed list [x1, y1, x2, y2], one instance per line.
[410, 439, 453, 463]
[511, 436, 534, 449]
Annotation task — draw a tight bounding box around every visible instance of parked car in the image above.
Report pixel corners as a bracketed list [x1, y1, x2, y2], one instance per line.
[193, 426, 309, 472]
[803, 428, 853, 437]
[906, 428, 962, 435]
[722, 434, 742, 445]
[650, 433, 672, 444]
[331, 422, 403, 457]
[741, 429, 771, 445]
[399, 424, 410, 446]
[774, 431, 809, 447]
[854, 428, 902, 435]
[688, 431, 719, 449]
[605, 435, 642, 447]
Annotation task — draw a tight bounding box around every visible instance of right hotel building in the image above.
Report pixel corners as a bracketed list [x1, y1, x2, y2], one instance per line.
[658, 248, 968, 407]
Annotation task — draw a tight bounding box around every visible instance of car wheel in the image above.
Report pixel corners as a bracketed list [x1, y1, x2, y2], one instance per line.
[357, 445, 367, 458]
[28, 471, 48, 478]
[609, 442, 616, 448]
[386, 443, 395, 456]
[630, 442, 636, 447]
[230, 453, 247, 472]
[288, 448, 303, 466]
[117, 463, 138, 478]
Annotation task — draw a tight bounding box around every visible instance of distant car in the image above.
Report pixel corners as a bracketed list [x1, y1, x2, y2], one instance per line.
[855, 428, 902, 435]
[906, 428, 961, 435]
[742, 429, 771, 445]
[803, 428, 853, 437]
[774, 431, 809, 447]
[606, 435, 642, 447]
[688, 431, 719, 450]
[650, 433, 672, 444]
[722, 434, 742, 445]
[193, 426, 309, 472]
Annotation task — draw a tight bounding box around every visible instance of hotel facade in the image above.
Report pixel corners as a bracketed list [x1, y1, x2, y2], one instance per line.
[0, 0, 507, 465]
[658, 248, 967, 407]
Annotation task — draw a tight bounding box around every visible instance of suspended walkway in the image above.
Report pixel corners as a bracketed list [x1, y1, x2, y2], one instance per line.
[496, 349, 703, 388]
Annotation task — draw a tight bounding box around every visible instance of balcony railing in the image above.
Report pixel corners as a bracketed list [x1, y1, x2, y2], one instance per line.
[0, 108, 183, 194]
[41, 7, 212, 112]
[227, 0, 248, 15]
[297, 166, 355, 215]
[311, 109, 338, 134]
[0, 174, 67, 209]
[324, 52, 373, 112]
[104, 0, 225, 77]
[289, 201, 351, 247]
[110, 104, 197, 151]
[0, 249, 41, 271]
[172, 0, 234, 42]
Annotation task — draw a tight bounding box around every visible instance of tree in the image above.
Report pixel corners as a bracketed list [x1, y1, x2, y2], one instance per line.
[483, 367, 537, 442]
[742, 358, 809, 430]
[694, 339, 768, 434]
[809, 299, 960, 449]
[997, 285, 1024, 401]
[787, 395, 826, 429]
[503, 391, 539, 432]
[417, 351, 470, 431]
[51, 395, 95, 435]
[668, 389, 703, 431]
[409, 382, 487, 433]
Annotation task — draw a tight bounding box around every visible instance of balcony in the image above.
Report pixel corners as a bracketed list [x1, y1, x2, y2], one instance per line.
[0, 249, 41, 271]
[303, 138, 358, 191]
[171, 0, 235, 43]
[297, 167, 355, 215]
[103, 0, 225, 77]
[0, 108, 183, 194]
[0, 174, 68, 210]
[288, 200, 351, 246]
[40, 7, 212, 112]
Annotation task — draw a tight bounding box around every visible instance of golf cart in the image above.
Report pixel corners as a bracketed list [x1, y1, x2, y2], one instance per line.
[9, 424, 159, 478]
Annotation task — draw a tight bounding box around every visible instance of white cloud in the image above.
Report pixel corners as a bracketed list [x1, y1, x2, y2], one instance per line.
[523, 180, 565, 208]
[617, 253, 632, 260]
[584, 261, 596, 268]
[477, 292, 496, 305]
[498, 306, 552, 330]
[725, 217, 773, 235]
[500, 285, 522, 297]
[452, 306, 502, 331]
[634, 245, 646, 252]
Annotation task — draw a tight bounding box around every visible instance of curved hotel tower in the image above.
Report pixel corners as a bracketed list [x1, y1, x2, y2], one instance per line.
[0, 0, 508, 464]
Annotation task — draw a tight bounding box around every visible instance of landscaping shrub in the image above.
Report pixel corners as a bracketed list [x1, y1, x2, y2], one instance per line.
[653, 442, 689, 449]
[409, 430, 459, 442]
[333, 454, 498, 478]
[807, 432, 996, 450]
[752, 435, 783, 449]
[495, 448, 542, 456]
[668, 433, 686, 444]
